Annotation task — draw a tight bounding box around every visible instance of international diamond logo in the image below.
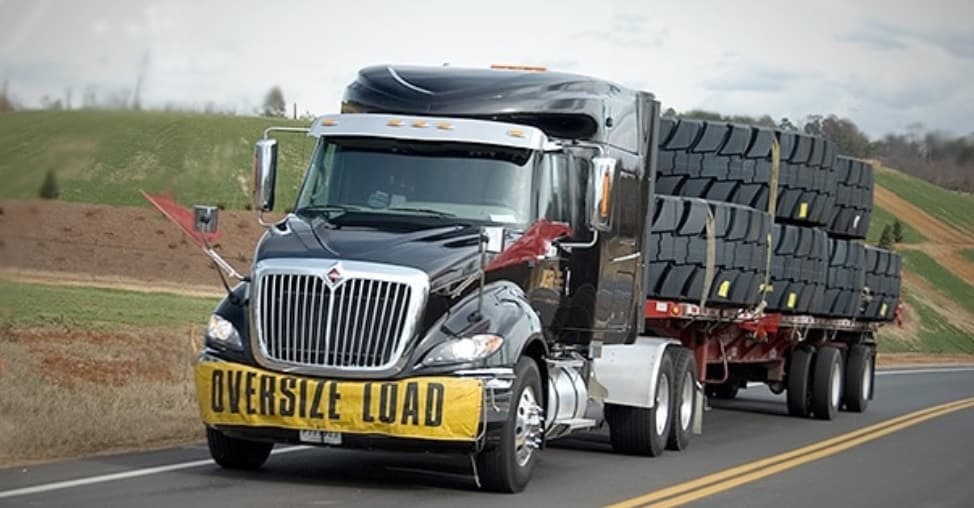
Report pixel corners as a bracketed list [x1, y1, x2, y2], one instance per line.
[327, 264, 343, 285]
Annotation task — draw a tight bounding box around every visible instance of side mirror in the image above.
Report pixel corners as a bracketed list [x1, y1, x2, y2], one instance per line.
[590, 156, 616, 231]
[252, 138, 278, 212]
[193, 205, 219, 234]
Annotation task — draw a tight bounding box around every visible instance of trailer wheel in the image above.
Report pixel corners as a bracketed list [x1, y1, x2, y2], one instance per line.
[606, 352, 675, 457]
[787, 346, 814, 418]
[667, 348, 697, 451]
[206, 427, 273, 470]
[843, 344, 874, 412]
[811, 347, 844, 420]
[476, 357, 542, 493]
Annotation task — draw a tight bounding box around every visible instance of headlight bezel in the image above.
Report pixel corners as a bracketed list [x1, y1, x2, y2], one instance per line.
[422, 334, 504, 367]
[206, 314, 243, 351]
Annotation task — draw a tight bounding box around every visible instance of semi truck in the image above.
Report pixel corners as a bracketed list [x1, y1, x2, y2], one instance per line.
[183, 65, 898, 493]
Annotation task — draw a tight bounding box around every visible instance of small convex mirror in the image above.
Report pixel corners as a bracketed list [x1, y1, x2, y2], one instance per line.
[590, 156, 617, 231]
[193, 205, 219, 234]
[253, 138, 278, 212]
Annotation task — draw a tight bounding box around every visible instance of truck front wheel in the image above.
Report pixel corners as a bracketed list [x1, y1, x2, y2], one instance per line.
[476, 357, 543, 493]
[206, 427, 273, 470]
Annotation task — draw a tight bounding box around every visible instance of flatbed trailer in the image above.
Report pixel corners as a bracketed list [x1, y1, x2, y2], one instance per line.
[644, 298, 879, 418]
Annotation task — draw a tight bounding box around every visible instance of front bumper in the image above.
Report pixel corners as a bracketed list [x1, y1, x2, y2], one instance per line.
[195, 354, 516, 452]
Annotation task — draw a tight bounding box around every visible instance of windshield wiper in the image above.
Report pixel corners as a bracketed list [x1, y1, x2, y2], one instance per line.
[294, 204, 365, 216]
[384, 207, 456, 217]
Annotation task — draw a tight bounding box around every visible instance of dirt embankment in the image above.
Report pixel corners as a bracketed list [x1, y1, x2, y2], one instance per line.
[0, 199, 266, 292]
[873, 186, 974, 281]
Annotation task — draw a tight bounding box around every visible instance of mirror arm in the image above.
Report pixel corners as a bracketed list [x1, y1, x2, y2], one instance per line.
[262, 126, 310, 139]
[568, 140, 605, 156]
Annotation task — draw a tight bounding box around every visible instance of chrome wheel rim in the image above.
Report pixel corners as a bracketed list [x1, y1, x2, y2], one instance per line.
[514, 386, 542, 467]
[655, 373, 671, 435]
[830, 361, 842, 409]
[680, 371, 694, 430]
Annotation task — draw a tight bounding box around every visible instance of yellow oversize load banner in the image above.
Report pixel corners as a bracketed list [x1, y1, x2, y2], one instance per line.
[195, 362, 484, 442]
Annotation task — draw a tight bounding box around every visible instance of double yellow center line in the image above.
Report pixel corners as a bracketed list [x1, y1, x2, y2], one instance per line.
[608, 397, 974, 508]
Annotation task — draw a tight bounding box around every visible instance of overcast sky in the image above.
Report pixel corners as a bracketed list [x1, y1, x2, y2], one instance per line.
[1, 0, 972, 137]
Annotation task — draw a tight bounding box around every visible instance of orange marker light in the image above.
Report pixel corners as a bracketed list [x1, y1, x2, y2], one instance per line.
[507, 129, 525, 138]
[321, 118, 338, 126]
[599, 168, 611, 217]
[412, 120, 428, 128]
[436, 122, 453, 130]
[387, 119, 404, 127]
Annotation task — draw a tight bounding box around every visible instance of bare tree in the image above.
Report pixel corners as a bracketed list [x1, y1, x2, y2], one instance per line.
[262, 86, 286, 117]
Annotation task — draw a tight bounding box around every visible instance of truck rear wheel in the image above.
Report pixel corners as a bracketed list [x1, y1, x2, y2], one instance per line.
[843, 344, 874, 412]
[811, 347, 844, 420]
[667, 348, 697, 451]
[476, 357, 542, 493]
[787, 346, 814, 418]
[206, 427, 273, 470]
[606, 351, 674, 457]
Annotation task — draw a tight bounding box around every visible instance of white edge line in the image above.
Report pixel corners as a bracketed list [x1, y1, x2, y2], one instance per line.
[876, 367, 974, 376]
[0, 446, 311, 500]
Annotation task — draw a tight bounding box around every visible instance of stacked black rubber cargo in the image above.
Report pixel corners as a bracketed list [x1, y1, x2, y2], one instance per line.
[645, 117, 901, 321]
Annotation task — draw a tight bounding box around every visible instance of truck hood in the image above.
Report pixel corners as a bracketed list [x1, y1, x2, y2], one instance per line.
[253, 215, 482, 287]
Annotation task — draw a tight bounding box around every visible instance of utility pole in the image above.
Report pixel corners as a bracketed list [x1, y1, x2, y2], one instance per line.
[293, 102, 297, 120]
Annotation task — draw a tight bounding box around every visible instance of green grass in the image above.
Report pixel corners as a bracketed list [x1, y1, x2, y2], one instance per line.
[0, 110, 317, 209]
[0, 280, 219, 329]
[874, 167, 974, 235]
[900, 250, 974, 315]
[866, 204, 925, 244]
[962, 249, 974, 264]
[883, 293, 974, 354]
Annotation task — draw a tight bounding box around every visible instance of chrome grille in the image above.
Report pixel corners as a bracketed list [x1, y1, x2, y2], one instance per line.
[252, 259, 428, 373]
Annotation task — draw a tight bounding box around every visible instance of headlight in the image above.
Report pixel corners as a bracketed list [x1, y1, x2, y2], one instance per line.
[206, 314, 242, 350]
[423, 334, 504, 366]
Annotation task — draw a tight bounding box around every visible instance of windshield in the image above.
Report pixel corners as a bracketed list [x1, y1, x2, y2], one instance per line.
[295, 136, 536, 224]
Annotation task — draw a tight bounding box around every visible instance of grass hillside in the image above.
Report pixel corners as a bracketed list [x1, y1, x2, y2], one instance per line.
[0, 110, 317, 210]
[865, 165, 974, 354]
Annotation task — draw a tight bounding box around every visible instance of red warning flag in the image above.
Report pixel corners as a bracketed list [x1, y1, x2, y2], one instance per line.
[141, 191, 221, 248]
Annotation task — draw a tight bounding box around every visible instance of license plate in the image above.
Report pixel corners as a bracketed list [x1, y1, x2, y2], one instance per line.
[299, 429, 342, 445]
[194, 362, 484, 442]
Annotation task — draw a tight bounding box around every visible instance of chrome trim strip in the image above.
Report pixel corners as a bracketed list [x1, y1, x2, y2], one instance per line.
[250, 258, 429, 378]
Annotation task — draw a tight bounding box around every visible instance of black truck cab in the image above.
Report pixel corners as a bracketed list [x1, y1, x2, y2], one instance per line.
[195, 65, 665, 493]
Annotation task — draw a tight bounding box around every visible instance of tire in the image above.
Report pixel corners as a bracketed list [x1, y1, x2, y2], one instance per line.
[787, 346, 814, 418]
[206, 427, 273, 470]
[645, 195, 771, 308]
[774, 129, 837, 226]
[811, 347, 844, 420]
[828, 157, 874, 239]
[817, 238, 866, 317]
[705, 381, 739, 400]
[476, 357, 543, 493]
[860, 246, 902, 321]
[843, 344, 874, 412]
[667, 348, 697, 451]
[606, 351, 674, 457]
[765, 224, 828, 314]
[656, 117, 836, 226]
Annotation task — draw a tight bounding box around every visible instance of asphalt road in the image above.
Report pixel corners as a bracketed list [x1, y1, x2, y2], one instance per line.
[2, 367, 973, 508]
